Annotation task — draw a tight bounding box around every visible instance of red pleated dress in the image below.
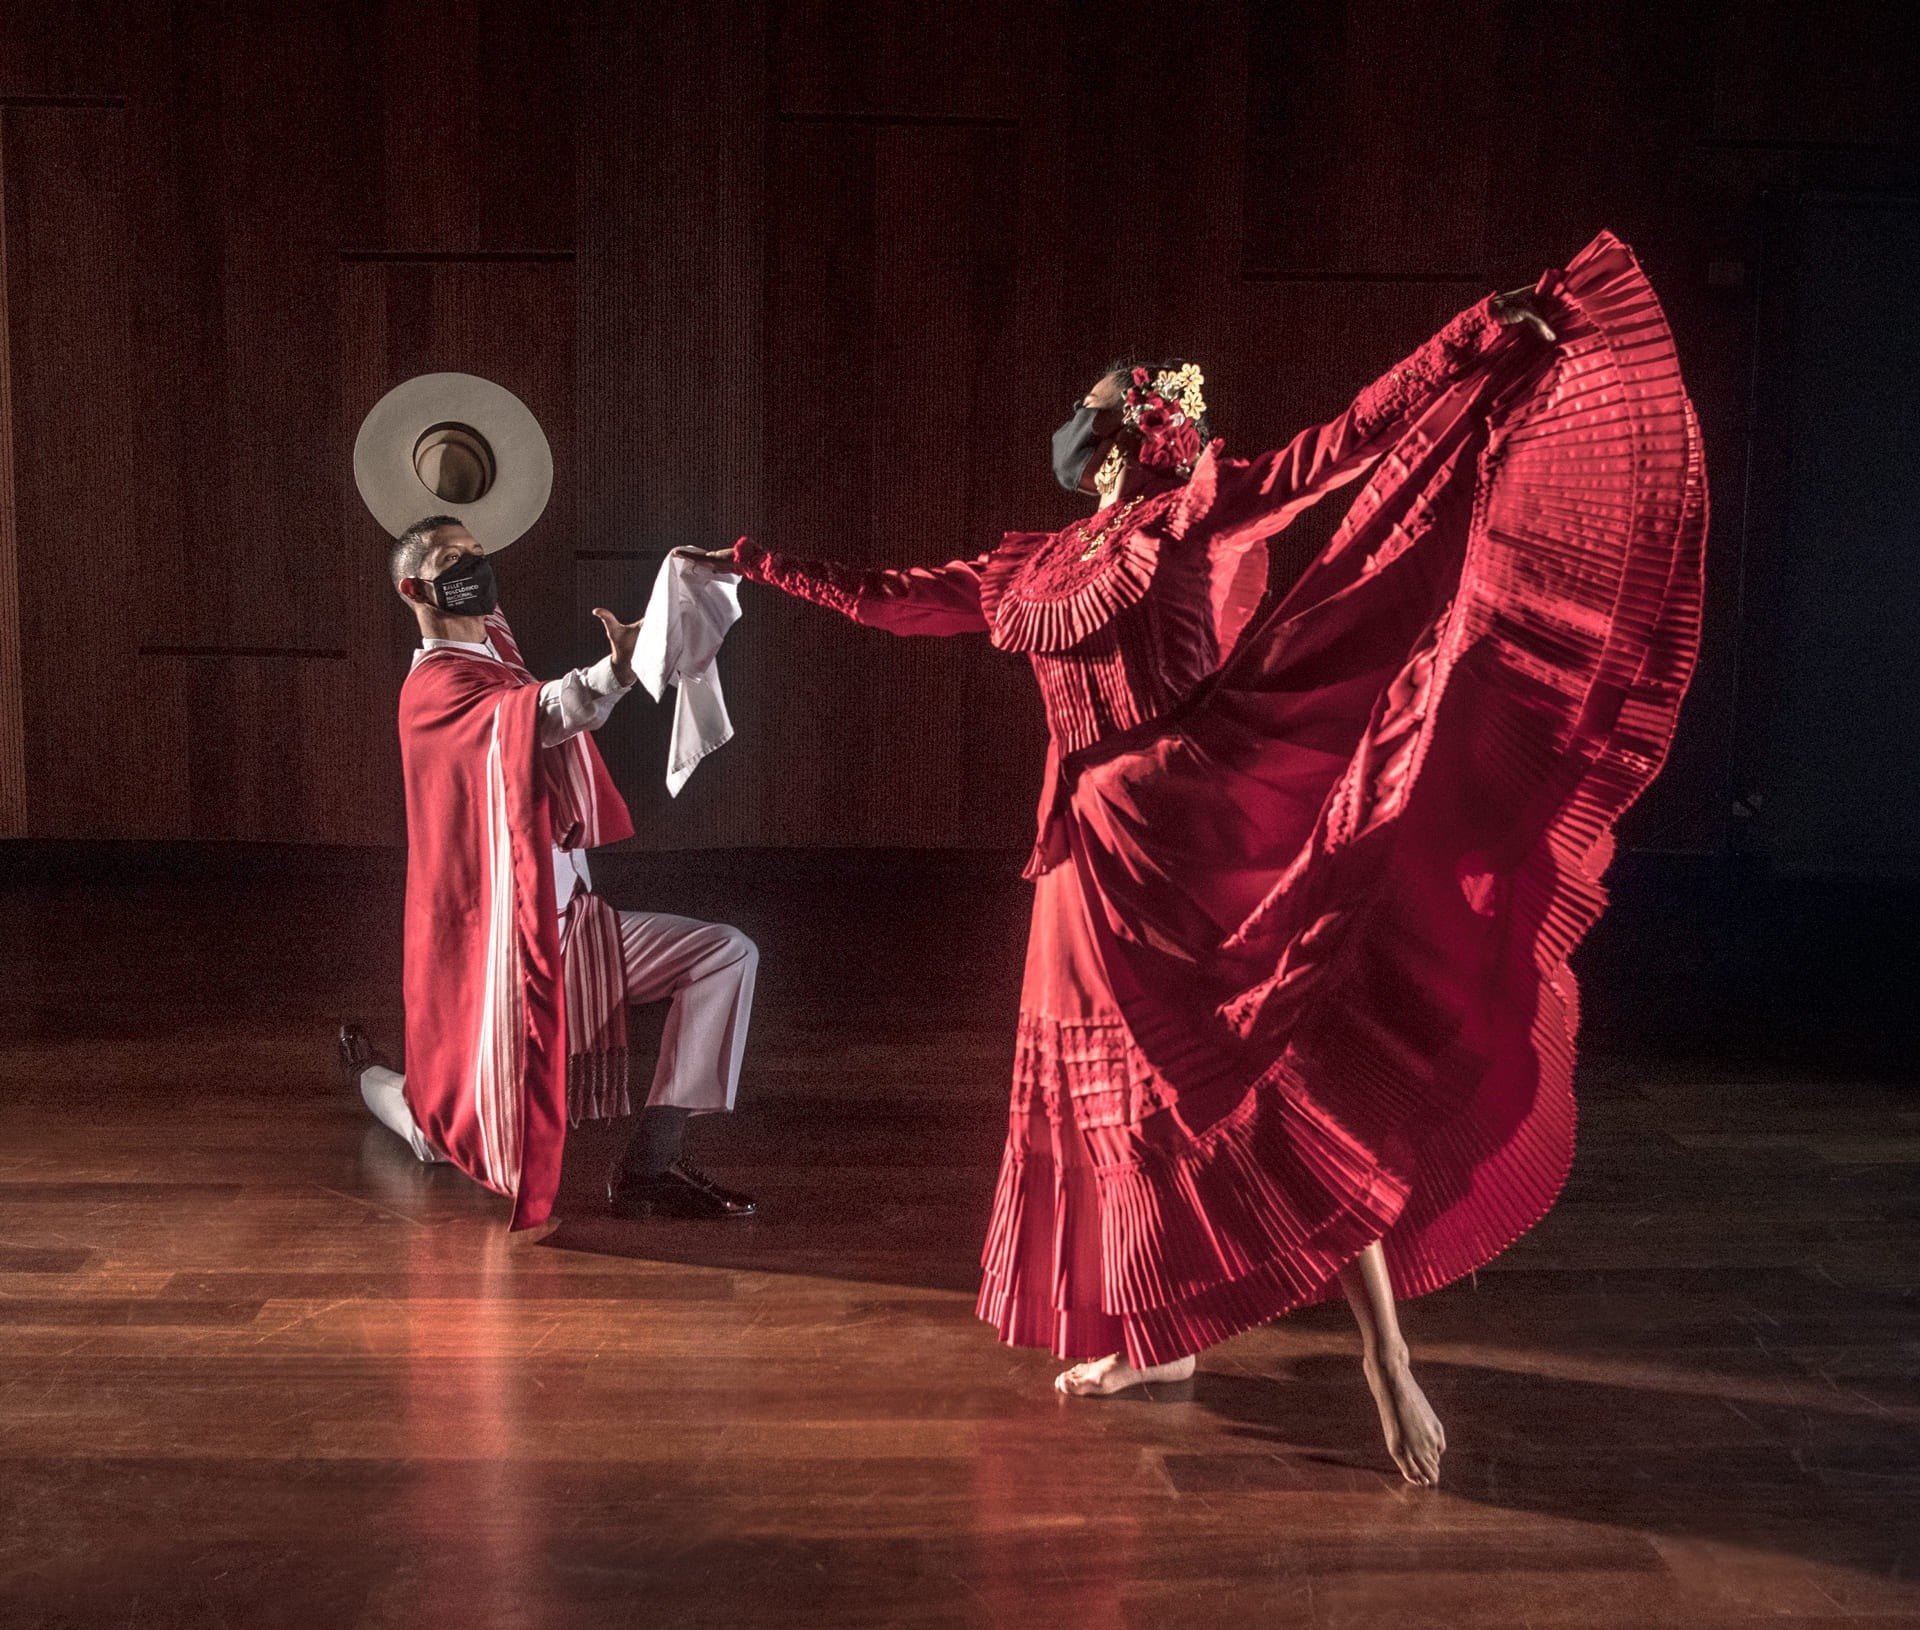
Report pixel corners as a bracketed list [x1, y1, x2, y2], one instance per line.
[738, 232, 1707, 1365]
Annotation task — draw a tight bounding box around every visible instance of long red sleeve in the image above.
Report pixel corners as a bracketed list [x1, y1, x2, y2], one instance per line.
[1202, 295, 1519, 547]
[734, 539, 995, 637]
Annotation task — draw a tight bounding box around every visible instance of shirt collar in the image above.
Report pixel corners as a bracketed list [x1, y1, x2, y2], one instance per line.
[413, 636, 500, 669]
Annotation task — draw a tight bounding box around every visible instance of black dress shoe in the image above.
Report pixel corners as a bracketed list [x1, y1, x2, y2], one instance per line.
[609, 1160, 757, 1220]
[338, 1023, 394, 1085]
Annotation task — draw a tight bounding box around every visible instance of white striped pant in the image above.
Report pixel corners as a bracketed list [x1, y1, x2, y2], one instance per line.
[362, 910, 758, 1160]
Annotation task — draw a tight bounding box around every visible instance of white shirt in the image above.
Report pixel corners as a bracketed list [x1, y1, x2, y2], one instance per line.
[415, 638, 633, 909]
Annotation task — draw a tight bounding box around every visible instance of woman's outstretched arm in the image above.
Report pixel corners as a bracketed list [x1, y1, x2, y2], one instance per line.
[683, 538, 996, 639]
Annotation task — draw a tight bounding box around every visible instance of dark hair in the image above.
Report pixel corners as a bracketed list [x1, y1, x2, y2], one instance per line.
[1103, 357, 1212, 443]
[389, 514, 464, 588]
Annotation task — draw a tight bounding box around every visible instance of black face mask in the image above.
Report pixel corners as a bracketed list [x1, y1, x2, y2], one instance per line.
[1051, 405, 1108, 494]
[421, 550, 498, 617]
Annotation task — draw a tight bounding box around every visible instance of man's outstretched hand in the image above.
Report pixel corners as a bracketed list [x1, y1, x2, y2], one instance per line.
[592, 607, 642, 688]
[1492, 286, 1557, 344]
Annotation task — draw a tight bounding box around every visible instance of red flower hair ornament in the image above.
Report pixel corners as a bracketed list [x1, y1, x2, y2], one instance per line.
[1123, 363, 1207, 476]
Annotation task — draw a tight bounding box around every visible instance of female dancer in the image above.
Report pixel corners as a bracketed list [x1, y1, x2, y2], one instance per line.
[687, 234, 1705, 1486]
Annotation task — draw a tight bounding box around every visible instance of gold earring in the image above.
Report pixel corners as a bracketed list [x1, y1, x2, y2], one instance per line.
[1093, 443, 1127, 503]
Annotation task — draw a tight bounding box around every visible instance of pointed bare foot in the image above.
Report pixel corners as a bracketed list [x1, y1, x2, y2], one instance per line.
[1054, 1352, 1196, 1397]
[1363, 1352, 1446, 1486]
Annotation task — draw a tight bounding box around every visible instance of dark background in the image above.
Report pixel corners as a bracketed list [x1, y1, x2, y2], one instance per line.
[1, 0, 1916, 868]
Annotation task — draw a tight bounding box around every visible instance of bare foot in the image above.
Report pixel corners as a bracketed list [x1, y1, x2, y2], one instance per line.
[1054, 1352, 1197, 1397]
[1363, 1352, 1446, 1486]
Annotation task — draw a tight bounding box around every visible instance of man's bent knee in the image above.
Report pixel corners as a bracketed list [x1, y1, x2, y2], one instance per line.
[678, 922, 757, 981]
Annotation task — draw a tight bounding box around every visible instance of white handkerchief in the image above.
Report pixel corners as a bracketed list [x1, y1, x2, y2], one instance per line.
[636, 555, 743, 796]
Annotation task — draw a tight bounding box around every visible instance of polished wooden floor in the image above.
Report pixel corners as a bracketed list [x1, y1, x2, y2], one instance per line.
[1, 846, 1916, 1629]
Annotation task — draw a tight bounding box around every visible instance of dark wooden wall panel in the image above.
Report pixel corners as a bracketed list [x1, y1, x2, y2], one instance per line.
[758, 119, 879, 842]
[0, 1, 145, 97]
[868, 127, 1041, 840]
[1, 105, 181, 838]
[1708, 0, 1919, 145]
[1244, 0, 1502, 276]
[773, 0, 1032, 119]
[379, 0, 577, 252]
[155, 5, 380, 654]
[0, 128, 20, 837]
[755, 119, 1040, 846]
[1, 0, 1914, 856]
[1053, 4, 1246, 379]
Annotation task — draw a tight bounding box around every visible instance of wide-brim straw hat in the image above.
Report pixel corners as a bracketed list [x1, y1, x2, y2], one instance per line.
[353, 371, 552, 552]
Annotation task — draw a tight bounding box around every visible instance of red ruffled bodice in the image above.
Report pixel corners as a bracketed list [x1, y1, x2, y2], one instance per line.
[995, 489, 1221, 752]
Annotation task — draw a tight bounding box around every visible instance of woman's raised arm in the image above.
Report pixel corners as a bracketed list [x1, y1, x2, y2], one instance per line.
[1204, 291, 1546, 543]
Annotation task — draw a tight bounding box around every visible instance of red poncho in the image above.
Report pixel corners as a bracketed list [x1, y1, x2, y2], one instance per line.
[397, 615, 634, 1229]
[741, 232, 1707, 1363]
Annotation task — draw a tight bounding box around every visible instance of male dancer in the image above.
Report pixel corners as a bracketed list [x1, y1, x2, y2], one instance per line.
[341, 515, 757, 1227]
